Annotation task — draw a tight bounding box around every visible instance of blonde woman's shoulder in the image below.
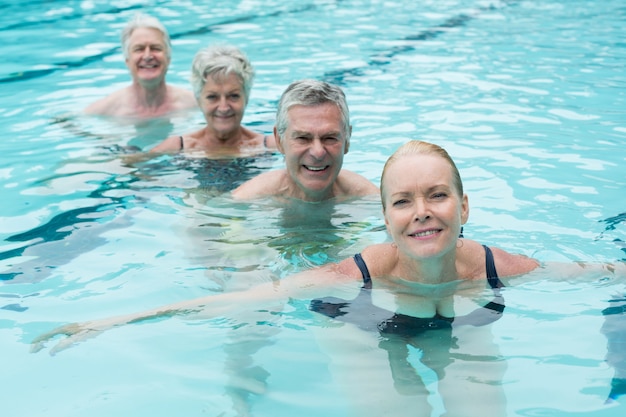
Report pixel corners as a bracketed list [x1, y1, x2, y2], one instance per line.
[457, 239, 538, 279]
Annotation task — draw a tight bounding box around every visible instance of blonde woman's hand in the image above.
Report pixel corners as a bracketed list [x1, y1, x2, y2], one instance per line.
[30, 319, 114, 355]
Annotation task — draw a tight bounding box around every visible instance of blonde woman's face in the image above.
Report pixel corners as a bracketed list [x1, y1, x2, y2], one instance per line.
[382, 154, 468, 259]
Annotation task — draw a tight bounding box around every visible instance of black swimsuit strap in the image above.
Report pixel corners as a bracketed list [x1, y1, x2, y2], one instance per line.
[482, 245, 504, 289]
[179, 136, 184, 150]
[354, 246, 504, 289]
[353, 253, 372, 288]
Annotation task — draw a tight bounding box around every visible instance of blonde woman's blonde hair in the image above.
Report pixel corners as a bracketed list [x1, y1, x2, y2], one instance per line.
[380, 140, 463, 210]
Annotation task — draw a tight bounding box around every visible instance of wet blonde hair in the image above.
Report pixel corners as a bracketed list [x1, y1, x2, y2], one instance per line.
[380, 140, 463, 210]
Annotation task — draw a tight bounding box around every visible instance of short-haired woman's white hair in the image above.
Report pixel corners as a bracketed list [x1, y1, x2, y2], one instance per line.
[190, 44, 255, 104]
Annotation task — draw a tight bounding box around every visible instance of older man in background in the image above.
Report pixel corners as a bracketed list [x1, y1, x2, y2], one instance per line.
[84, 13, 196, 118]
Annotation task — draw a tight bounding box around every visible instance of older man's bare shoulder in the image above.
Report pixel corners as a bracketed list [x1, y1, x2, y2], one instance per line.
[167, 85, 197, 110]
[337, 169, 378, 196]
[231, 169, 288, 200]
[83, 88, 131, 116]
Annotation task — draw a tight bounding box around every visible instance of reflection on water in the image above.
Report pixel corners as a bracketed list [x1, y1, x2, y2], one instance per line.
[0, 146, 280, 285]
[181, 195, 384, 292]
[49, 111, 198, 150]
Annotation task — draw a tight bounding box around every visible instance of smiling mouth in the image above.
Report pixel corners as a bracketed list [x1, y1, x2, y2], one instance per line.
[304, 165, 329, 172]
[409, 229, 440, 238]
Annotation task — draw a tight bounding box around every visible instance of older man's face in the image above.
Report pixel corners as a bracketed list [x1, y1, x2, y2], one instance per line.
[125, 27, 170, 86]
[277, 103, 349, 201]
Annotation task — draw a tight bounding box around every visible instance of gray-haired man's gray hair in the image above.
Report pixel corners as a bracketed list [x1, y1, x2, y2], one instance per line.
[121, 13, 171, 59]
[275, 79, 351, 144]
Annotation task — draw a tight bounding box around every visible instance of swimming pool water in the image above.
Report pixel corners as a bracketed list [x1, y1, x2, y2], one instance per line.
[1, 1, 625, 416]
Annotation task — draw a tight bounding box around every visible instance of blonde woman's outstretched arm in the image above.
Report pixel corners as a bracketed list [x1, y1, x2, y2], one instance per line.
[31, 264, 361, 355]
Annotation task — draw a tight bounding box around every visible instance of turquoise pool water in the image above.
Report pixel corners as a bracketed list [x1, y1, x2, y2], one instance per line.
[1, 1, 625, 416]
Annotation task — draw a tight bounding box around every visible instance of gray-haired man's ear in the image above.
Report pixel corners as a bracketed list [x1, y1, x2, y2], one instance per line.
[274, 126, 285, 155]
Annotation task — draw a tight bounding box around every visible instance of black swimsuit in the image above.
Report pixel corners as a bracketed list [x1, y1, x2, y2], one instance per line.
[178, 135, 271, 150]
[310, 245, 505, 336]
[173, 136, 277, 192]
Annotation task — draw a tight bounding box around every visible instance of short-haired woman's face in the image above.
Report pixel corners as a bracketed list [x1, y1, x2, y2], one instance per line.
[198, 72, 246, 137]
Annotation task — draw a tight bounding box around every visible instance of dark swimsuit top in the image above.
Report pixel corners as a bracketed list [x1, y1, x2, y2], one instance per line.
[310, 245, 505, 336]
[175, 136, 276, 192]
[179, 135, 271, 150]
